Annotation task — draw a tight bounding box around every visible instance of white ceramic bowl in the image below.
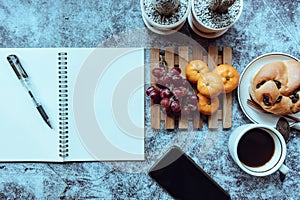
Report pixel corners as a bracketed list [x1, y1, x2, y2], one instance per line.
[140, 0, 191, 31]
[191, 0, 243, 34]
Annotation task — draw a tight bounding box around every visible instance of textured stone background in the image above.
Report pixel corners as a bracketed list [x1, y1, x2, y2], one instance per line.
[0, 0, 299, 199]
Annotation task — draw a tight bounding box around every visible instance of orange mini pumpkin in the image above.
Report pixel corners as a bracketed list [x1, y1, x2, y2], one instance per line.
[197, 93, 219, 115]
[213, 64, 240, 93]
[185, 60, 209, 83]
[197, 72, 223, 98]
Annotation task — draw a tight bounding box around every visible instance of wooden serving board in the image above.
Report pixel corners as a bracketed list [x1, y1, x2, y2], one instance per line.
[149, 46, 233, 130]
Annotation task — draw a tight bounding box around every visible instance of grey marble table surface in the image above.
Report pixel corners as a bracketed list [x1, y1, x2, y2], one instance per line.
[0, 0, 299, 199]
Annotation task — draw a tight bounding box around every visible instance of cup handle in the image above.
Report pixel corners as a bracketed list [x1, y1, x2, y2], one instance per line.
[279, 164, 289, 175]
[291, 122, 300, 130]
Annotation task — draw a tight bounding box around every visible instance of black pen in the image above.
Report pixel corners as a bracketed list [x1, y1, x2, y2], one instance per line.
[7, 54, 53, 129]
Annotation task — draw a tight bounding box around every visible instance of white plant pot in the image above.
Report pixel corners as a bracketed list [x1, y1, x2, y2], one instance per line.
[141, 0, 191, 34]
[189, 0, 243, 38]
[142, 15, 185, 35]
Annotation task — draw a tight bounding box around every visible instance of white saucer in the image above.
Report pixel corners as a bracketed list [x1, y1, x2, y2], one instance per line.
[142, 14, 185, 35]
[187, 14, 228, 39]
[238, 53, 300, 128]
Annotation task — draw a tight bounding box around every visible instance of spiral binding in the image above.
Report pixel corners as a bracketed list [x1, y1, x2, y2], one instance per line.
[58, 52, 69, 158]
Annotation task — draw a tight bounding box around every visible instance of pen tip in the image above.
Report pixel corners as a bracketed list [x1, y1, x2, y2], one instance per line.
[47, 120, 53, 129]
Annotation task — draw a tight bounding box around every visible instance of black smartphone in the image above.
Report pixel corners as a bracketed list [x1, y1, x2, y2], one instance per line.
[148, 146, 231, 200]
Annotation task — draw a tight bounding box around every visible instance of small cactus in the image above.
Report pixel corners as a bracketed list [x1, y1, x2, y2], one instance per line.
[151, 0, 180, 16]
[209, 0, 236, 13]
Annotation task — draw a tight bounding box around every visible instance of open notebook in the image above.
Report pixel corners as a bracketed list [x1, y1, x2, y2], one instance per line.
[0, 48, 145, 162]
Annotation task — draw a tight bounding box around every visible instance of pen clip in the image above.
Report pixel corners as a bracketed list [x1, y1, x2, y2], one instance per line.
[7, 54, 29, 79]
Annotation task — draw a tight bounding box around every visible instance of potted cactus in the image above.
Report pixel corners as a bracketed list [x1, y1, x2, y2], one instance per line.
[189, 0, 243, 38]
[151, 0, 180, 16]
[208, 0, 236, 13]
[141, 0, 191, 35]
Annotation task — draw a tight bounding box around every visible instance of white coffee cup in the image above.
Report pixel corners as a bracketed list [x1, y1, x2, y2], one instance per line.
[228, 124, 289, 177]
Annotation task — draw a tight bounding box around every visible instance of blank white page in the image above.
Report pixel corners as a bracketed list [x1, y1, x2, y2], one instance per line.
[0, 48, 61, 162]
[65, 48, 145, 161]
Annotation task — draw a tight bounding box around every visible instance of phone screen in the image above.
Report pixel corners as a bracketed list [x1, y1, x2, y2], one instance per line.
[148, 146, 230, 200]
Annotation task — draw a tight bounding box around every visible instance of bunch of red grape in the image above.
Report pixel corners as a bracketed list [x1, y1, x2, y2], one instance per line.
[146, 62, 198, 118]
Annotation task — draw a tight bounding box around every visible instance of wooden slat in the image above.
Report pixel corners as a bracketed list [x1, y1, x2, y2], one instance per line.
[178, 46, 189, 129]
[209, 111, 220, 129]
[174, 55, 179, 66]
[178, 46, 188, 79]
[207, 46, 218, 70]
[218, 55, 222, 65]
[216, 110, 223, 120]
[150, 48, 160, 129]
[222, 93, 232, 128]
[165, 47, 175, 70]
[222, 47, 232, 65]
[161, 110, 166, 120]
[208, 46, 219, 129]
[164, 47, 175, 129]
[192, 46, 203, 60]
[203, 56, 208, 65]
[192, 46, 203, 129]
[222, 47, 233, 129]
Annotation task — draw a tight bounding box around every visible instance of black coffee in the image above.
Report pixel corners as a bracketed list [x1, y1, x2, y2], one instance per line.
[237, 128, 275, 167]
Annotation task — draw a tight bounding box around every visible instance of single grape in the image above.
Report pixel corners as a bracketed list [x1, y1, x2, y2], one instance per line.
[182, 79, 190, 87]
[160, 98, 171, 108]
[170, 67, 181, 75]
[172, 74, 183, 86]
[173, 86, 188, 99]
[160, 88, 173, 98]
[170, 100, 181, 113]
[152, 67, 164, 78]
[173, 87, 185, 99]
[146, 86, 157, 96]
[178, 86, 189, 96]
[155, 77, 168, 89]
[149, 90, 161, 104]
[161, 74, 171, 85]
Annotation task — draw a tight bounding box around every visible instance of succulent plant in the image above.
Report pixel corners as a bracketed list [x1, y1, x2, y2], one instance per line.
[208, 0, 236, 13]
[151, 0, 180, 16]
